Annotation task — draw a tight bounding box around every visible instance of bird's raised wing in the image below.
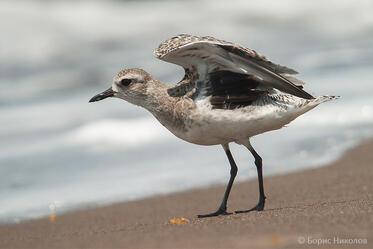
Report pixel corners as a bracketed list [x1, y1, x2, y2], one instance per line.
[154, 34, 313, 104]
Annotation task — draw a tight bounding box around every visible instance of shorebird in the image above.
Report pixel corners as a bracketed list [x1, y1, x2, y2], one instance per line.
[89, 34, 339, 218]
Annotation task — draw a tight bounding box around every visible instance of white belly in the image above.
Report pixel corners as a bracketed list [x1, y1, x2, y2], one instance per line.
[179, 96, 316, 146]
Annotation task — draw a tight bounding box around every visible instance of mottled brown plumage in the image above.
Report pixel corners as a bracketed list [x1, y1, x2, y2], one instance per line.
[154, 34, 297, 75]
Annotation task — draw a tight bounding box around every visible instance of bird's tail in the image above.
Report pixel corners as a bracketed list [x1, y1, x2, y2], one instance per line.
[312, 95, 341, 105]
[293, 95, 340, 118]
[300, 95, 340, 110]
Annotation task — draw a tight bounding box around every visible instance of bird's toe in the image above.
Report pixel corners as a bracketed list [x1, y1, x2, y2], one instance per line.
[235, 201, 265, 214]
[197, 208, 232, 218]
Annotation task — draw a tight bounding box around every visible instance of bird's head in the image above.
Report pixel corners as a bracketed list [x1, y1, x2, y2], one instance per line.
[89, 68, 153, 106]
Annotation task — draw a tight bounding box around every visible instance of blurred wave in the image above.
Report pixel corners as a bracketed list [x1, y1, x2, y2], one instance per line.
[1, 0, 373, 224]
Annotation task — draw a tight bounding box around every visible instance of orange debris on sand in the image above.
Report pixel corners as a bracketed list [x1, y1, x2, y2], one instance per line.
[170, 217, 189, 224]
[49, 215, 57, 222]
[271, 234, 280, 246]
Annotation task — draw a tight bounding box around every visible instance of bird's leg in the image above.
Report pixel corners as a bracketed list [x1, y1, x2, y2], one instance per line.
[235, 142, 266, 213]
[197, 144, 238, 218]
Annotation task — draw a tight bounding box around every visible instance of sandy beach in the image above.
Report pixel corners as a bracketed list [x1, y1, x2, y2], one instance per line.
[1, 140, 372, 249]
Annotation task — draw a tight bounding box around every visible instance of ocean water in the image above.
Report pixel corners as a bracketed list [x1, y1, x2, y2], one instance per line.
[1, 0, 373, 224]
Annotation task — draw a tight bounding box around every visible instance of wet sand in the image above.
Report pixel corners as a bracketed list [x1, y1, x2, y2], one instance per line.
[1, 140, 372, 248]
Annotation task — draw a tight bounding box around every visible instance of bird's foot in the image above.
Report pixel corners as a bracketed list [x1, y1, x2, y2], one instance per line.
[197, 208, 232, 218]
[235, 200, 265, 214]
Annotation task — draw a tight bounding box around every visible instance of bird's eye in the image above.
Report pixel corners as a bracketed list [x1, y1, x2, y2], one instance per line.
[120, 78, 132, 86]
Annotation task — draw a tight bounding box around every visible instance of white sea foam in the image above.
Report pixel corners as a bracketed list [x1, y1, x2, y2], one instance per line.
[68, 117, 173, 151]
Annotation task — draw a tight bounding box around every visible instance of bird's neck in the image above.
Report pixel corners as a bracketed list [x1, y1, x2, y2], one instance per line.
[144, 80, 172, 111]
[143, 80, 193, 134]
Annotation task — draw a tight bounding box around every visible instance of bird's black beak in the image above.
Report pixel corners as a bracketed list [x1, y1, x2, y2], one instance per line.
[89, 87, 115, 102]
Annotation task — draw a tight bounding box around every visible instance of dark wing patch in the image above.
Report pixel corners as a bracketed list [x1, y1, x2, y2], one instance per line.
[209, 70, 259, 95]
[210, 91, 266, 109]
[208, 71, 267, 110]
